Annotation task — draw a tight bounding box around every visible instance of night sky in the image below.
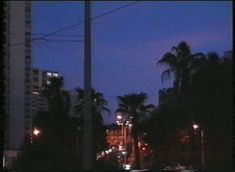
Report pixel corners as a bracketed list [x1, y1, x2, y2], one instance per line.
[32, 1, 232, 124]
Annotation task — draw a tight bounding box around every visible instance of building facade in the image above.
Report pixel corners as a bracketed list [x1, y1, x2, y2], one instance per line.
[3, 1, 32, 168]
[31, 69, 60, 117]
[3, 1, 32, 150]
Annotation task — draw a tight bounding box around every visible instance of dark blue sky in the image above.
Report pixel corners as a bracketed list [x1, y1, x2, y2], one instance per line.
[32, 1, 232, 124]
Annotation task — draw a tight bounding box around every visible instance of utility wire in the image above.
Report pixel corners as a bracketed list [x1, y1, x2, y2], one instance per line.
[10, 33, 83, 37]
[33, 33, 84, 37]
[39, 38, 84, 42]
[90, 1, 139, 21]
[10, 1, 140, 47]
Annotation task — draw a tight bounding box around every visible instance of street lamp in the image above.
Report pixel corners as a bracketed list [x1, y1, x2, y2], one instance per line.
[117, 114, 122, 120]
[192, 124, 205, 170]
[193, 124, 199, 130]
[116, 113, 131, 165]
[33, 128, 40, 136]
[32, 128, 41, 144]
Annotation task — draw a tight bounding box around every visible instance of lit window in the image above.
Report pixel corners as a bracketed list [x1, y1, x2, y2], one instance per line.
[32, 91, 39, 95]
[46, 81, 51, 85]
[47, 72, 52, 77]
[53, 73, 58, 77]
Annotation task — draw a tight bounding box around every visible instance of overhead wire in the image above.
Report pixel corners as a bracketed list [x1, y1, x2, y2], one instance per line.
[10, 1, 140, 47]
[39, 38, 84, 42]
[10, 33, 83, 37]
[32, 33, 84, 37]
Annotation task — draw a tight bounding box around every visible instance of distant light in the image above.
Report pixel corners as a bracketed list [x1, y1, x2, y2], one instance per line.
[118, 145, 123, 150]
[47, 72, 52, 77]
[122, 151, 127, 155]
[33, 128, 40, 136]
[101, 151, 105, 156]
[142, 147, 146, 150]
[53, 73, 58, 77]
[124, 164, 131, 170]
[32, 91, 39, 95]
[128, 124, 133, 128]
[105, 150, 109, 154]
[117, 115, 122, 120]
[145, 143, 148, 146]
[108, 149, 112, 153]
[3, 156, 5, 167]
[193, 124, 199, 130]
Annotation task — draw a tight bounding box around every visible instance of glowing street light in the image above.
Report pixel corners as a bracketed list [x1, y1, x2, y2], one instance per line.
[117, 114, 122, 120]
[33, 128, 40, 136]
[193, 124, 199, 130]
[192, 123, 205, 170]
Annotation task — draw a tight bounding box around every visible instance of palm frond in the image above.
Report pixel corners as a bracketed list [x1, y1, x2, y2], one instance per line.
[157, 52, 177, 66]
[101, 107, 111, 114]
[161, 69, 171, 83]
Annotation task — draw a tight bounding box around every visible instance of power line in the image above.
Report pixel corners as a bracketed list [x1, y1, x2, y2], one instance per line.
[91, 1, 139, 21]
[10, 33, 83, 37]
[33, 34, 83, 37]
[10, 1, 140, 47]
[38, 38, 84, 42]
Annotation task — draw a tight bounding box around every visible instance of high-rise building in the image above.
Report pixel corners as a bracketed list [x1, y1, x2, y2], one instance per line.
[3, 1, 32, 168]
[31, 69, 60, 117]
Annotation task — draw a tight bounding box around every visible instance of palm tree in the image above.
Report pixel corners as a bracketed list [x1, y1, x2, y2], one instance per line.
[116, 92, 155, 169]
[75, 87, 110, 160]
[157, 41, 204, 94]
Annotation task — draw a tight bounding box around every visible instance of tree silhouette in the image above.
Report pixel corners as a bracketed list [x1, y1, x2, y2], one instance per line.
[74, 87, 110, 165]
[116, 92, 155, 169]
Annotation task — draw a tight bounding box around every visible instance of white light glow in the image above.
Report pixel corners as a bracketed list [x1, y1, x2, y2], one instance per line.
[32, 91, 39, 95]
[47, 72, 52, 76]
[117, 115, 122, 120]
[3, 157, 5, 167]
[118, 145, 123, 150]
[33, 128, 40, 136]
[122, 151, 127, 155]
[53, 73, 58, 77]
[193, 124, 199, 130]
[124, 164, 131, 170]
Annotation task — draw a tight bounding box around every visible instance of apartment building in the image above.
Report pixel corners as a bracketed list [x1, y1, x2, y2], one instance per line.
[3, 1, 32, 169]
[31, 69, 60, 117]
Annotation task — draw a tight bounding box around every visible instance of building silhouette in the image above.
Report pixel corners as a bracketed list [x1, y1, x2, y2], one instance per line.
[3, 1, 32, 169]
[31, 69, 60, 118]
